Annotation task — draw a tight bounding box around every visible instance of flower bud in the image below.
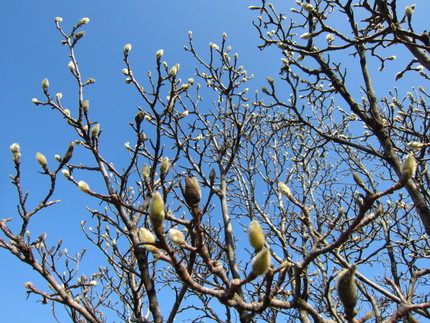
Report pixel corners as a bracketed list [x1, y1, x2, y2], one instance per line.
[68, 61, 75, 71]
[62, 169, 71, 178]
[141, 164, 150, 180]
[78, 180, 90, 193]
[169, 228, 185, 246]
[326, 33, 335, 44]
[149, 191, 165, 222]
[24, 282, 34, 290]
[138, 227, 158, 252]
[10, 143, 20, 155]
[184, 176, 201, 207]
[36, 152, 48, 167]
[160, 157, 170, 176]
[251, 248, 271, 276]
[81, 100, 89, 112]
[248, 220, 265, 251]
[123, 43, 132, 54]
[55, 17, 63, 23]
[135, 111, 145, 125]
[301, 2, 314, 12]
[78, 17, 90, 25]
[156, 49, 164, 59]
[278, 181, 292, 197]
[401, 153, 416, 181]
[337, 264, 358, 320]
[405, 5, 415, 18]
[42, 78, 49, 90]
[91, 124, 100, 138]
[169, 63, 180, 77]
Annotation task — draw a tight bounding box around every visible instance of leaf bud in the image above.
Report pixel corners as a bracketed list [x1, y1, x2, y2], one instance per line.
[251, 248, 271, 276]
[248, 220, 265, 251]
[184, 176, 201, 207]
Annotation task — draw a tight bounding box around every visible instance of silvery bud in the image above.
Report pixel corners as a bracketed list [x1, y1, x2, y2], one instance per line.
[10, 143, 21, 160]
[141, 164, 150, 180]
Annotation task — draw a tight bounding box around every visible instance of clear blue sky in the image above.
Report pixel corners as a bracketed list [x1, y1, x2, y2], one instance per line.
[1, 0, 430, 322]
[0, 1, 278, 321]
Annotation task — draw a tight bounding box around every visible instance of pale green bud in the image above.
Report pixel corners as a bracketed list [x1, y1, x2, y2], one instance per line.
[156, 49, 164, 59]
[36, 152, 48, 167]
[78, 180, 90, 193]
[300, 32, 312, 39]
[252, 248, 271, 276]
[124, 43, 132, 54]
[248, 220, 265, 251]
[55, 17, 63, 22]
[278, 181, 292, 197]
[326, 33, 335, 44]
[78, 17, 90, 25]
[91, 124, 100, 138]
[266, 77, 274, 84]
[32, 98, 40, 104]
[68, 61, 75, 71]
[301, 2, 314, 12]
[169, 228, 185, 246]
[401, 153, 417, 181]
[169, 63, 180, 76]
[150, 191, 165, 222]
[81, 100, 89, 112]
[405, 5, 415, 18]
[187, 78, 195, 85]
[62, 169, 71, 178]
[160, 157, 170, 175]
[42, 78, 49, 90]
[141, 164, 150, 180]
[24, 282, 34, 289]
[138, 227, 158, 252]
[56, 93, 63, 100]
[10, 143, 21, 160]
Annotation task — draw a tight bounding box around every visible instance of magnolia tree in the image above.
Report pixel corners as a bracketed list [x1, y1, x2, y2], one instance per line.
[2, 1, 430, 322]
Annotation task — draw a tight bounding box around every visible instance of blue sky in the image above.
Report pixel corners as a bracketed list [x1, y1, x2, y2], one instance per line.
[0, 1, 277, 321]
[1, 0, 430, 322]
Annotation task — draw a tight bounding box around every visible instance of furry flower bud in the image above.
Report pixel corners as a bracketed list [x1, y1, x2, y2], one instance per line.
[123, 43, 132, 54]
[337, 264, 358, 320]
[169, 63, 180, 77]
[141, 164, 150, 180]
[78, 180, 90, 193]
[156, 49, 164, 59]
[138, 228, 158, 252]
[149, 191, 165, 222]
[42, 78, 49, 90]
[401, 153, 416, 181]
[36, 152, 48, 167]
[10, 143, 21, 160]
[169, 228, 185, 246]
[248, 220, 265, 251]
[160, 157, 170, 176]
[278, 181, 292, 197]
[251, 248, 271, 276]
